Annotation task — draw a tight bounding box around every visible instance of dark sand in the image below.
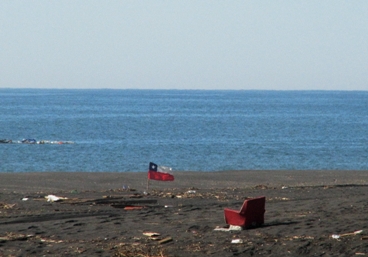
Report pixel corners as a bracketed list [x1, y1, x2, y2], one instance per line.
[1, 170, 368, 256]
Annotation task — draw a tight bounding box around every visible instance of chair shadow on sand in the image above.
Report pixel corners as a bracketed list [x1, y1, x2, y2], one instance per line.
[261, 220, 299, 228]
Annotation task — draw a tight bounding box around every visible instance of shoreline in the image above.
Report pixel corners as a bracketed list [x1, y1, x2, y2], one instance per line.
[1, 170, 368, 194]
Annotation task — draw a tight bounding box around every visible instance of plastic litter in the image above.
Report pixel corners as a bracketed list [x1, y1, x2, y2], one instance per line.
[231, 239, 243, 244]
[214, 225, 243, 232]
[158, 237, 173, 244]
[45, 195, 68, 202]
[124, 206, 143, 210]
[143, 232, 160, 237]
[331, 230, 363, 239]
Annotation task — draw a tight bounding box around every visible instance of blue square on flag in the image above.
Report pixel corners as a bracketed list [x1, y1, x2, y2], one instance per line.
[150, 162, 158, 171]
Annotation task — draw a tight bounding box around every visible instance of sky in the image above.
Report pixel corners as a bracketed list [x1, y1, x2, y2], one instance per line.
[1, 1, 367, 90]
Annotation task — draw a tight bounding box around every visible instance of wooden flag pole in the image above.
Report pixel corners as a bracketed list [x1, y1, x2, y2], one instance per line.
[146, 176, 150, 192]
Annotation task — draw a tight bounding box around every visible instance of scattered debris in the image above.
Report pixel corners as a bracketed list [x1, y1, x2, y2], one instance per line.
[143, 232, 161, 240]
[269, 197, 290, 201]
[123, 206, 144, 210]
[112, 243, 165, 256]
[288, 236, 314, 240]
[111, 199, 157, 208]
[158, 237, 173, 244]
[45, 195, 68, 202]
[331, 230, 363, 239]
[143, 232, 160, 237]
[0, 233, 33, 242]
[0, 202, 16, 209]
[214, 225, 243, 232]
[40, 238, 64, 243]
[55, 196, 157, 207]
[231, 239, 243, 244]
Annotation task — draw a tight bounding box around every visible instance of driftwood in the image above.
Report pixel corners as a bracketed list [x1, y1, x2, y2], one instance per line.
[110, 199, 158, 208]
[58, 197, 157, 208]
[158, 237, 173, 244]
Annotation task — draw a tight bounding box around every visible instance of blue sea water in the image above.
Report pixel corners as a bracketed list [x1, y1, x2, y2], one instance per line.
[1, 89, 367, 172]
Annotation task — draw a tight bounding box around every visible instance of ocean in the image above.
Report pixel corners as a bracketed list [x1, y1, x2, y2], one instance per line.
[1, 89, 367, 172]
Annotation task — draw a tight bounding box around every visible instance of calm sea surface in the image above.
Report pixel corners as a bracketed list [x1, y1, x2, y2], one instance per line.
[1, 89, 367, 172]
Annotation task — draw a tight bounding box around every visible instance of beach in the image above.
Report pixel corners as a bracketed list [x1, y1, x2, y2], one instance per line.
[1, 170, 368, 256]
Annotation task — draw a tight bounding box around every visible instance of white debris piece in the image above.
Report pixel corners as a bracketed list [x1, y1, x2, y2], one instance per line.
[231, 239, 244, 244]
[45, 195, 67, 202]
[214, 225, 243, 232]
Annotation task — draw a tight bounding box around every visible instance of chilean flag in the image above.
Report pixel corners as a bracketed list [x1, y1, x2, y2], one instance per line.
[148, 162, 174, 181]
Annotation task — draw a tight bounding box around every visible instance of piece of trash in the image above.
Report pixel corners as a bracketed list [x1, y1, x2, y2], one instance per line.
[282, 186, 288, 189]
[231, 239, 243, 244]
[45, 195, 67, 202]
[229, 225, 243, 231]
[40, 238, 63, 243]
[0, 234, 33, 242]
[187, 190, 196, 194]
[122, 185, 130, 190]
[214, 225, 243, 232]
[214, 227, 230, 232]
[164, 205, 173, 208]
[22, 198, 29, 201]
[331, 230, 363, 239]
[0, 203, 16, 209]
[124, 206, 143, 210]
[158, 237, 173, 244]
[143, 232, 160, 237]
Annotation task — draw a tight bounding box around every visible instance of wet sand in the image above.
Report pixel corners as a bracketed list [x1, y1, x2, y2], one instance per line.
[1, 170, 368, 256]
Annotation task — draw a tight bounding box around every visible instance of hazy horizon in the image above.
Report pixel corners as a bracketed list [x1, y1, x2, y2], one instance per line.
[1, 1, 367, 91]
[2, 88, 367, 92]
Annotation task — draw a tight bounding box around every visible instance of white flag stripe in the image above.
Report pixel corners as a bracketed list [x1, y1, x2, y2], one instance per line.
[158, 165, 172, 173]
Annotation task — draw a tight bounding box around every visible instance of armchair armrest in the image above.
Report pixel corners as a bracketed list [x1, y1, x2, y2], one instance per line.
[224, 208, 246, 227]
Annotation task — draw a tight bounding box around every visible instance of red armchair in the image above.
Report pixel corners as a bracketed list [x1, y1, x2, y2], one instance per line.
[224, 196, 266, 228]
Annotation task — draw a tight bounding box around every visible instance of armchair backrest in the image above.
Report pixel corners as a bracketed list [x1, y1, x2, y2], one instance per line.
[239, 196, 266, 216]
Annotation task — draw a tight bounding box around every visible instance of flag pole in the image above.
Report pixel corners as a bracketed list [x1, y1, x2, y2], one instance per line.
[146, 176, 150, 192]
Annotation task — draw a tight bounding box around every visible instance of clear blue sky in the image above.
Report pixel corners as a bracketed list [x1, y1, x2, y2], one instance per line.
[1, 1, 367, 90]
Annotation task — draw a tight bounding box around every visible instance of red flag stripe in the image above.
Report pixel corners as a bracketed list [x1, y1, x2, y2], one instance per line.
[148, 170, 174, 181]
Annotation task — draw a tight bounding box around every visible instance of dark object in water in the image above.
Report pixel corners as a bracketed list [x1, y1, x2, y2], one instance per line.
[0, 139, 12, 143]
[21, 139, 36, 144]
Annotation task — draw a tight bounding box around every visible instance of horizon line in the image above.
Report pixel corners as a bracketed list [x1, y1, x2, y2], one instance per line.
[1, 88, 367, 92]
